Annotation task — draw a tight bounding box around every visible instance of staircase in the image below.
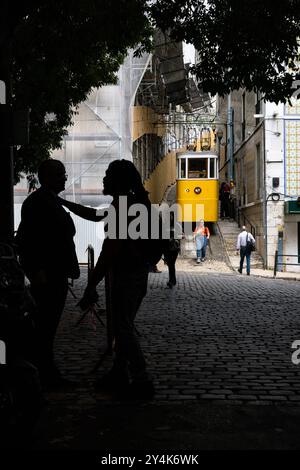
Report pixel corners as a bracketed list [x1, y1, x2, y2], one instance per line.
[217, 219, 265, 270]
[162, 183, 176, 206]
[161, 186, 265, 268]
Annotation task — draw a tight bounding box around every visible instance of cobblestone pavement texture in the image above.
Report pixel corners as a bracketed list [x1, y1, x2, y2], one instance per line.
[28, 248, 300, 450]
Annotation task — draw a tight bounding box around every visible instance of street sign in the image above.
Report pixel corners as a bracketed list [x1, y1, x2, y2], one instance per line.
[284, 200, 300, 214]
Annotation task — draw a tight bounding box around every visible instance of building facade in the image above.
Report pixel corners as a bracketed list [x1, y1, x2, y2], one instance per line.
[14, 35, 211, 262]
[217, 89, 300, 271]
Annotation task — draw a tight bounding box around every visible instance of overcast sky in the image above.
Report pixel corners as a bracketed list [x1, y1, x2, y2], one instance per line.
[183, 43, 196, 65]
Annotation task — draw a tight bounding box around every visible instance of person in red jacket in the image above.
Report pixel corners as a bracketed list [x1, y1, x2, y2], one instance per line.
[193, 220, 210, 263]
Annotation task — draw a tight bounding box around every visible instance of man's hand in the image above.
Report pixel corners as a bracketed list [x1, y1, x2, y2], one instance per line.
[236, 250, 239, 255]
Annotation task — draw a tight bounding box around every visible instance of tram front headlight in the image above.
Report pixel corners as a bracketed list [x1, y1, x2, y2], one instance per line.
[194, 187, 201, 195]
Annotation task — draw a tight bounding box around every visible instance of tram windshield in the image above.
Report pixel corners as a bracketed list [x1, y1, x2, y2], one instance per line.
[180, 159, 186, 178]
[210, 158, 215, 178]
[177, 156, 217, 179]
[188, 158, 208, 178]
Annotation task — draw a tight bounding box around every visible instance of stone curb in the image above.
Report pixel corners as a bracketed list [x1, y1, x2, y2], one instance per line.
[217, 222, 300, 283]
[250, 272, 300, 282]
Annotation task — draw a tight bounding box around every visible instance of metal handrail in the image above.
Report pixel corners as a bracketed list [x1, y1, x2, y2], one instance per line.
[76, 245, 106, 329]
[274, 250, 300, 277]
[87, 244, 94, 282]
[85, 245, 114, 372]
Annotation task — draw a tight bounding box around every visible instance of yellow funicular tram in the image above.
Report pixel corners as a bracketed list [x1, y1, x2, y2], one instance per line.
[176, 127, 219, 225]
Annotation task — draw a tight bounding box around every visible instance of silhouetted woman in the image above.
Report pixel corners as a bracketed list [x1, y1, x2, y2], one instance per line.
[61, 160, 155, 399]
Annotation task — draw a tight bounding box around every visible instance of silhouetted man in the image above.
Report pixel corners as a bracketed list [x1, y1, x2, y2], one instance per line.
[16, 159, 79, 386]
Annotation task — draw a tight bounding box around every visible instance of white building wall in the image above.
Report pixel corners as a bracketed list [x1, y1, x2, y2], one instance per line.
[283, 97, 300, 272]
[264, 102, 285, 268]
[14, 203, 105, 264]
[264, 100, 300, 272]
[266, 202, 285, 268]
[284, 216, 300, 273]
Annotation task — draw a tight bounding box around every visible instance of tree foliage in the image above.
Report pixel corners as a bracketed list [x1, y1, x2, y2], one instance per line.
[1, 0, 299, 180]
[150, 0, 300, 102]
[0, 1, 152, 180]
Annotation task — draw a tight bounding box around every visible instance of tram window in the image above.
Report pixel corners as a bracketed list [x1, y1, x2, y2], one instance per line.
[180, 159, 186, 178]
[209, 158, 216, 178]
[188, 158, 208, 178]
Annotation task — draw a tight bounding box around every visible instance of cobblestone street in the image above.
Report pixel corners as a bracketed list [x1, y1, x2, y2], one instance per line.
[30, 262, 300, 450]
[57, 265, 300, 405]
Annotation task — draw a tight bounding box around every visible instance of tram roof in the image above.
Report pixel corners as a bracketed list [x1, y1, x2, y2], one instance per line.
[176, 151, 218, 159]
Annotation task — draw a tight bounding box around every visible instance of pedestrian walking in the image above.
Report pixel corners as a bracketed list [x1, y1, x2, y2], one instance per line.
[163, 214, 181, 288]
[236, 225, 256, 275]
[193, 219, 210, 263]
[219, 181, 230, 218]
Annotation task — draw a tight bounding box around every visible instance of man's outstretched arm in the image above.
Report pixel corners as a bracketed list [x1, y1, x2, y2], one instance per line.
[58, 197, 106, 222]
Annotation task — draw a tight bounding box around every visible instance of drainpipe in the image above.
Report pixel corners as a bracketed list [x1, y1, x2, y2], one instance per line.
[262, 118, 268, 268]
[227, 93, 235, 219]
[227, 93, 234, 182]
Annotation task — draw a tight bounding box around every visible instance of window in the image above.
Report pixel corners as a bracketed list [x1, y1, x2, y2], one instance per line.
[180, 159, 186, 178]
[209, 158, 216, 178]
[256, 143, 262, 199]
[255, 92, 263, 126]
[188, 158, 208, 178]
[242, 92, 246, 141]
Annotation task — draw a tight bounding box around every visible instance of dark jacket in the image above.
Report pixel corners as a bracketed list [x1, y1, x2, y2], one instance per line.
[16, 188, 79, 280]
